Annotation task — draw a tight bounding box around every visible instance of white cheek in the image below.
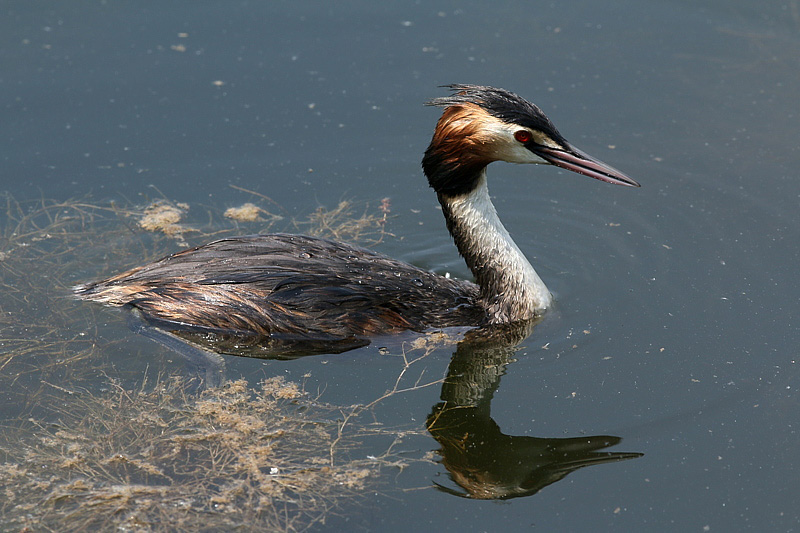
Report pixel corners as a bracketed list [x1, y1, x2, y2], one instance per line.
[498, 141, 547, 164]
[481, 123, 547, 164]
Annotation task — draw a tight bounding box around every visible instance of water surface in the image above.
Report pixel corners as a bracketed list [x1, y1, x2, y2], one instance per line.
[1, 1, 798, 531]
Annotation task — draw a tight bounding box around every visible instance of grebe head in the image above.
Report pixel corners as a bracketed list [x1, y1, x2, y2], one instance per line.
[422, 84, 640, 196]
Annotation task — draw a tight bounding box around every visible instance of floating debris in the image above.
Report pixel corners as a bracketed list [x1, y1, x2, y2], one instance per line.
[137, 200, 193, 238]
[224, 202, 265, 222]
[223, 202, 285, 224]
[0, 376, 393, 531]
[0, 192, 409, 531]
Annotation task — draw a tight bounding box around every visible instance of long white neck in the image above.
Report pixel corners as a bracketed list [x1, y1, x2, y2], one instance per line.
[439, 172, 552, 323]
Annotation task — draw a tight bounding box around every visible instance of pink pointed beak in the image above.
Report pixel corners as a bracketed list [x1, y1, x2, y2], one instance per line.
[532, 144, 640, 187]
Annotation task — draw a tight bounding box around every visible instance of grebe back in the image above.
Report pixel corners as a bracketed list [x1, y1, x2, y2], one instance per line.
[74, 85, 639, 346]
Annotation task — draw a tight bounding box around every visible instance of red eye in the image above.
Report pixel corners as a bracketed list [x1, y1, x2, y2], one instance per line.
[514, 130, 532, 143]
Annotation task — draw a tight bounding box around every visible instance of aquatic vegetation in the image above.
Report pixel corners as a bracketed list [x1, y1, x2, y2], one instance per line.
[136, 199, 193, 241]
[0, 375, 398, 532]
[224, 201, 275, 222]
[292, 197, 393, 246]
[0, 191, 412, 531]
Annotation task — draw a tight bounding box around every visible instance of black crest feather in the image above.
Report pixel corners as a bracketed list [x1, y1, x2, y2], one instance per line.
[422, 85, 568, 196]
[426, 84, 566, 143]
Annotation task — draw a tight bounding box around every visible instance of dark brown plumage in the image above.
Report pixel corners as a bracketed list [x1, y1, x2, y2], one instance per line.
[75, 234, 484, 340]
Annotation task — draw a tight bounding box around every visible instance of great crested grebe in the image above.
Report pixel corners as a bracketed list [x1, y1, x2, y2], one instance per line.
[74, 85, 639, 347]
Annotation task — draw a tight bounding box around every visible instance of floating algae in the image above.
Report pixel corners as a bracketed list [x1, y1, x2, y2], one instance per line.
[0, 192, 412, 532]
[137, 200, 192, 236]
[223, 202, 285, 223]
[0, 375, 401, 532]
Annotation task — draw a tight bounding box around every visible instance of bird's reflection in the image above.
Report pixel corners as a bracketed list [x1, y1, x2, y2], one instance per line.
[136, 315, 642, 500]
[426, 321, 643, 500]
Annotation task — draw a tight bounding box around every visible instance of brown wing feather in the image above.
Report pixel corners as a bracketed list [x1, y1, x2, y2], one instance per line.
[75, 234, 484, 339]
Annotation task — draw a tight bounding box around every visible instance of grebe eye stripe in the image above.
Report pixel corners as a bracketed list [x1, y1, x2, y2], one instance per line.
[514, 130, 532, 143]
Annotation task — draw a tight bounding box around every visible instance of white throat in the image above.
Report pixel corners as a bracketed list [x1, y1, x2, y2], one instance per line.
[442, 172, 552, 322]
